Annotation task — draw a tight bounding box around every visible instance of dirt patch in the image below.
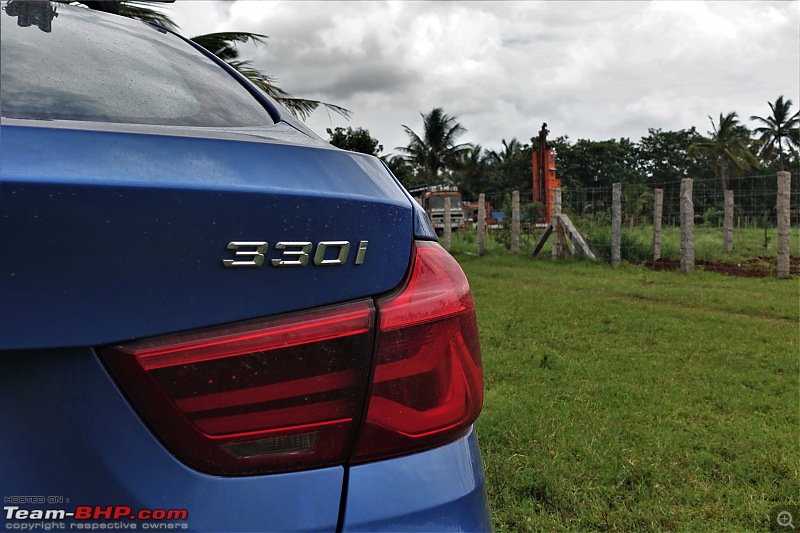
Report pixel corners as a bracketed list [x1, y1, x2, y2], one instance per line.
[640, 257, 800, 278]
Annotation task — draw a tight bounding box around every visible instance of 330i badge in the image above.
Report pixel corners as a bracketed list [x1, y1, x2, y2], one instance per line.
[223, 240, 369, 267]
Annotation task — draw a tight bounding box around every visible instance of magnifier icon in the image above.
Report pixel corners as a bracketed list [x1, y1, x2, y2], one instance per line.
[778, 511, 795, 529]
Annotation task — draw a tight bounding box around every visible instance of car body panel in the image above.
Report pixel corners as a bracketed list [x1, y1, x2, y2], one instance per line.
[0, 348, 343, 532]
[0, 124, 412, 349]
[342, 428, 491, 532]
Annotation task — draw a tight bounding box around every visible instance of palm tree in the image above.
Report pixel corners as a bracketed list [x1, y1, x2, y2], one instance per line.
[750, 95, 800, 171]
[397, 107, 472, 184]
[67, 1, 350, 120]
[453, 144, 490, 197]
[488, 138, 522, 165]
[688, 112, 759, 191]
[115, 0, 177, 30]
[189, 32, 350, 120]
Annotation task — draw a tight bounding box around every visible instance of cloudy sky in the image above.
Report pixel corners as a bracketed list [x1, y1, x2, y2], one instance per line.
[165, 1, 799, 156]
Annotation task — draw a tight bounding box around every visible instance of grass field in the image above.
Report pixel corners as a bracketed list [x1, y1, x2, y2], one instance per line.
[455, 254, 799, 531]
[582, 224, 800, 264]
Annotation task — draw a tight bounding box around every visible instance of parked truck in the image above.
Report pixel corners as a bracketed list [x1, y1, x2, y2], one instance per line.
[409, 184, 465, 232]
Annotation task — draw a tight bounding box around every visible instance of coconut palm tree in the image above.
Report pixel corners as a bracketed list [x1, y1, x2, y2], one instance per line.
[65, 1, 350, 120]
[688, 112, 760, 192]
[750, 95, 800, 171]
[397, 107, 472, 184]
[452, 144, 491, 197]
[488, 138, 522, 165]
[188, 31, 350, 120]
[115, 0, 177, 29]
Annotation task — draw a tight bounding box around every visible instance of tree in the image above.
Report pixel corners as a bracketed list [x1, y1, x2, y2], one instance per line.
[750, 95, 800, 171]
[397, 108, 472, 184]
[115, 0, 177, 29]
[635, 128, 707, 216]
[69, 1, 350, 121]
[383, 155, 421, 189]
[636, 128, 703, 187]
[485, 138, 533, 197]
[689, 112, 759, 192]
[190, 32, 350, 121]
[550, 137, 642, 189]
[452, 145, 491, 198]
[326, 127, 383, 156]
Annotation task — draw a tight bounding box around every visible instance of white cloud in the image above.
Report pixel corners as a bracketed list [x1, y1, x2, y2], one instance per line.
[165, 0, 800, 154]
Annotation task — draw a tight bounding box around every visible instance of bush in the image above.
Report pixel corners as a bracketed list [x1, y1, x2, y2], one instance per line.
[580, 221, 651, 262]
[703, 207, 724, 227]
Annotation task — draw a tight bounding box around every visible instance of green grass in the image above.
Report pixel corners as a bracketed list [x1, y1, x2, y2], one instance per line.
[457, 254, 799, 531]
[609, 224, 800, 263]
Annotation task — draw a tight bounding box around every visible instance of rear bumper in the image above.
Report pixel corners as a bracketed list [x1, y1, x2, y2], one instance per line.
[0, 348, 343, 532]
[1, 349, 491, 532]
[342, 428, 491, 532]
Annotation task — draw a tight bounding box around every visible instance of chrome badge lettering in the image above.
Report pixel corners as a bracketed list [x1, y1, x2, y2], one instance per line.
[223, 241, 368, 268]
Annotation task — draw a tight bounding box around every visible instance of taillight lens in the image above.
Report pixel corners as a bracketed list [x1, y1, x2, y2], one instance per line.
[353, 240, 483, 462]
[99, 241, 483, 474]
[100, 301, 374, 475]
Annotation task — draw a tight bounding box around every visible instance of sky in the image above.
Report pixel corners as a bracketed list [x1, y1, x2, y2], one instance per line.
[164, 1, 799, 156]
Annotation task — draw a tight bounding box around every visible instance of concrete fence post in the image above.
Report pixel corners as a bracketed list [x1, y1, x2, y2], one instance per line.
[723, 190, 734, 253]
[477, 193, 486, 257]
[443, 196, 452, 251]
[777, 171, 791, 278]
[611, 183, 622, 267]
[511, 190, 520, 255]
[680, 178, 694, 273]
[653, 188, 663, 261]
[551, 188, 562, 259]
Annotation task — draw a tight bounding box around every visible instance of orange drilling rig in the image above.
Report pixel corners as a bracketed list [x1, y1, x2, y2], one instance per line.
[532, 123, 560, 223]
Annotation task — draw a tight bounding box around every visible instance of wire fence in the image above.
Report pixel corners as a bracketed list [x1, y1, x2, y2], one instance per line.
[455, 173, 799, 276]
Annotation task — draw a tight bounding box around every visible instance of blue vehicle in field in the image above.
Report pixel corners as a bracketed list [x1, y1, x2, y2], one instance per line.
[0, 2, 490, 531]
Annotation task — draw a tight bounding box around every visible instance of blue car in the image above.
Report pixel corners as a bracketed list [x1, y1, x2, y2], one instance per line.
[0, 1, 490, 531]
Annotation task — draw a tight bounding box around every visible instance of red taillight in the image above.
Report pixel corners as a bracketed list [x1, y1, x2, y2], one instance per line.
[100, 301, 375, 475]
[353, 240, 483, 462]
[100, 240, 483, 474]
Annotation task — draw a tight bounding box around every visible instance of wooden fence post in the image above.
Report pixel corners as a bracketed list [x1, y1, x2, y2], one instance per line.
[777, 171, 791, 278]
[511, 190, 520, 255]
[724, 190, 733, 253]
[680, 178, 694, 273]
[443, 196, 452, 251]
[611, 183, 622, 267]
[653, 188, 663, 261]
[477, 193, 486, 257]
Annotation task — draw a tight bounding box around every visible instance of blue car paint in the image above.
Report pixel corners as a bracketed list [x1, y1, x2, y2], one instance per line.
[343, 428, 491, 532]
[0, 125, 413, 349]
[0, 348, 342, 532]
[0, 348, 489, 532]
[0, 124, 491, 530]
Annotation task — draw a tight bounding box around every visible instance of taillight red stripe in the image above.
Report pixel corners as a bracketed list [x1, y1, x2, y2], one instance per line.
[175, 370, 359, 413]
[131, 304, 372, 370]
[193, 400, 354, 435]
[206, 419, 350, 442]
